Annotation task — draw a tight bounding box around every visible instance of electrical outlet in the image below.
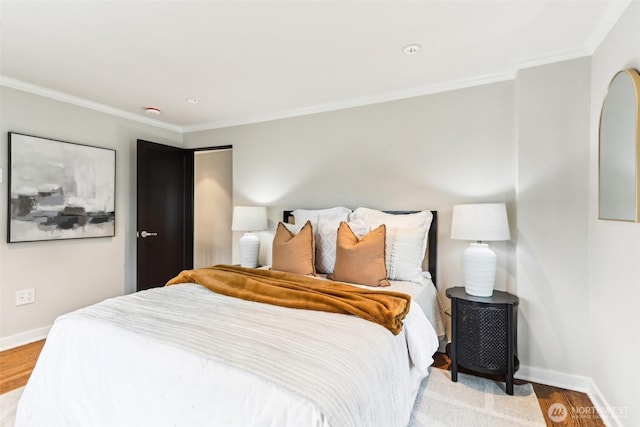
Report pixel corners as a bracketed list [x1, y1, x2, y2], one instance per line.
[16, 289, 36, 306]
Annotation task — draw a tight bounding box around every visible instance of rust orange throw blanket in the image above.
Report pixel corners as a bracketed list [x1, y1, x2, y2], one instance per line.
[166, 265, 411, 335]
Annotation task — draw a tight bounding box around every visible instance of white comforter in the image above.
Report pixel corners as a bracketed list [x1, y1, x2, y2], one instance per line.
[17, 281, 439, 427]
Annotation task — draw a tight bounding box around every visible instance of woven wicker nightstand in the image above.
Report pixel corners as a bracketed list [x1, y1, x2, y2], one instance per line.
[446, 286, 519, 395]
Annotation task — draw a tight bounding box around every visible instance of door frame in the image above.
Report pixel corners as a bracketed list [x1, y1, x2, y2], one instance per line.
[136, 141, 232, 291]
[136, 140, 194, 291]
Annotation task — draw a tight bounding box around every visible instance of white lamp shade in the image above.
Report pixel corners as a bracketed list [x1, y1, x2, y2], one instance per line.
[232, 206, 267, 232]
[450, 203, 510, 242]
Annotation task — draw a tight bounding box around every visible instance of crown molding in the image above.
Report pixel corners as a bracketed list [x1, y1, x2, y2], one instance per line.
[185, 44, 595, 133]
[1, 6, 624, 137]
[511, 46, 592, 73]
[0, 43, 594, 135]
[183, 71, 517, 132]
[186, 2, 629, 133]
[0, 76, 184, 134]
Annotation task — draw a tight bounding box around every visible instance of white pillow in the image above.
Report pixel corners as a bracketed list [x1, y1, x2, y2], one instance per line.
[350, 207, 432, 230]
[350, 207, 432, 257]
[351, 208, 433, 283]
[292, 207, 351, 229]
[292, 208, 351, 273]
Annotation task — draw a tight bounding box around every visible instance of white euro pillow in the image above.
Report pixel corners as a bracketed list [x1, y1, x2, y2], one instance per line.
[350, 207, 432, 231]
[292, 207, 351, 229]
[350, 207, 432, 256]
[351, 208, 433, 283]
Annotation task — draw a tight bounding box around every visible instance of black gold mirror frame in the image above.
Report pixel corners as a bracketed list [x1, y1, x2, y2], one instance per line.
[598, 68, 640, 222]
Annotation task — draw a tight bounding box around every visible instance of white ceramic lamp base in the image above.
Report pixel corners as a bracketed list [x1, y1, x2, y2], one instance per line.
[238, 232, 260, 268]
[462, 243, 496, 297]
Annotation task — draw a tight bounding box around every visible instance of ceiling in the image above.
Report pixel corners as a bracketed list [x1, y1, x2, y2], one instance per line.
[0, 1, 629, 132]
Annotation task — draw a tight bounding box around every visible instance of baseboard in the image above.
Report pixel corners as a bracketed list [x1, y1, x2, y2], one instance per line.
[516, 364, 623, 427]
[515, 364, 591, 392]
[0, 326, 50, 351]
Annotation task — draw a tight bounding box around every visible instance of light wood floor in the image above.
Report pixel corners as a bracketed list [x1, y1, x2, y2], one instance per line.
[2, 340, 604, 426]
[0, 340, 45, 395]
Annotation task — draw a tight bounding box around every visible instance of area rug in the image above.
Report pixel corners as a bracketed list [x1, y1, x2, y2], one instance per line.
[1, 369, 544, 427]
[409, 368, 545, 426]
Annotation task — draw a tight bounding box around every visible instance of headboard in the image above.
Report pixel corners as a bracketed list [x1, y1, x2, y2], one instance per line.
[282, 210, 438, 287]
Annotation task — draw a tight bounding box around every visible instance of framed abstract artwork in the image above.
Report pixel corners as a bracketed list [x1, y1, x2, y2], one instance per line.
[8, 133, 116, 242]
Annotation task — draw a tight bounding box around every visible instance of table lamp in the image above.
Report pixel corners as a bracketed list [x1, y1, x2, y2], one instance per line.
[450, 203, 510, 296]
[232, 206, 268, 268]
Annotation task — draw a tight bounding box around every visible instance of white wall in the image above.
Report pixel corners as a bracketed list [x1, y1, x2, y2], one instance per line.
[0, 86, 183, 348]
[589, 2, 640, 426]
[185, 81, 517, 301]
[515, 58, 592, 385]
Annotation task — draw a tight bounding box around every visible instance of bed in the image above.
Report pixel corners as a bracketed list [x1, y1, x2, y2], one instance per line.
[17, 208, 445, 427]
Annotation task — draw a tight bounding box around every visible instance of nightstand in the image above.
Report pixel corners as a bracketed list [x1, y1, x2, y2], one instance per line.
[446, 286, 519, 395]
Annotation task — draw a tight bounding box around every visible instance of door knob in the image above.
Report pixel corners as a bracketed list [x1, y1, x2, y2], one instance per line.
[139, 231, 158, 238]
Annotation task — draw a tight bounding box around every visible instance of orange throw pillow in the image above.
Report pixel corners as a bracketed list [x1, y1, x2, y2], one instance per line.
[329, 222, 390, 287]
[272, 220, 316, 276]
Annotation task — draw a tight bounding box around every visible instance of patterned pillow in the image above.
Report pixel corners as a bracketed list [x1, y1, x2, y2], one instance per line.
[385, 226, 425, 283]
[292, 207, 351, 274]
[329, 222, 389, 287]
[272, 220, 315, 276]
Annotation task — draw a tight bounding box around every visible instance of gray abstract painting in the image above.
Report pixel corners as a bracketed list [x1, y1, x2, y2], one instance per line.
[9, 133, 115, 242]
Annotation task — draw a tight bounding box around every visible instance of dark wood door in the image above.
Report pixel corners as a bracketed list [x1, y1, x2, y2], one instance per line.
[137, 140, 193, 291]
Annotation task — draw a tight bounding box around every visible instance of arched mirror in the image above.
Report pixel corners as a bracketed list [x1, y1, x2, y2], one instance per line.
[599, 69, 640, 222]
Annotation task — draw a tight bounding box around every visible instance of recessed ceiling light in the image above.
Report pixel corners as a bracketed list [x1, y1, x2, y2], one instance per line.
[186, 98, 199, 104]
[145, 107, 161, 116]
[403, 44, 421, 55]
